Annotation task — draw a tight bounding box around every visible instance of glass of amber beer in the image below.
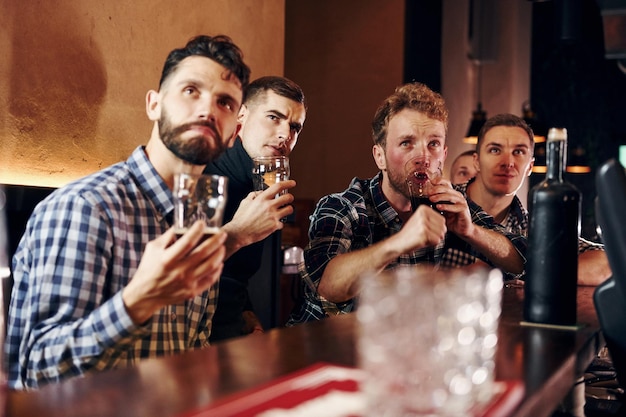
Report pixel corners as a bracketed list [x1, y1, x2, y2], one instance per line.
[252, 156, 290, 195]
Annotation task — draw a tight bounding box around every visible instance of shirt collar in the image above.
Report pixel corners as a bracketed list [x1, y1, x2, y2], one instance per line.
[127, 146, 174, 224]
[453, 177, 472, 197]
[454, 177, 529, 231]
[369, 172, 401, 225]
[506, 194, 528, 231]
[213, 137, 254, 183]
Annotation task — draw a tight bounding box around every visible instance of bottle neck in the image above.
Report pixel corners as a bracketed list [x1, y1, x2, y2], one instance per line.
[546, 140, 566, 181]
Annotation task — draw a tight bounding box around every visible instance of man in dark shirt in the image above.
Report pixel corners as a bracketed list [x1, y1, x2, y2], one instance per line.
[287, 83, 526, 324]
[448, 113, 610, 286]
[204, 76, 306, 341]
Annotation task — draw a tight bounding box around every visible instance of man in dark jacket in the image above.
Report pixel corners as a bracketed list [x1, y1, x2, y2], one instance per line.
[204, 76, 306, 341]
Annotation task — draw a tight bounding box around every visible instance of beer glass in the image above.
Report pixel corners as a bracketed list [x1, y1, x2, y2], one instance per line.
[404, 156, 443, 211]
[252, 156, 290, 194]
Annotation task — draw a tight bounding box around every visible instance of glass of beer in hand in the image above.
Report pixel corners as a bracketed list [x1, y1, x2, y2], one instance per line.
[405, 156, 443, 212]
[173, 173, 228, 240]
[252, 156, 290, 194]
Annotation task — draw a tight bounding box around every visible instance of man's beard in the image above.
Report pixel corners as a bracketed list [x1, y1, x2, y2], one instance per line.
[158, 110, 230, 165]
[386, 161, 412, 200]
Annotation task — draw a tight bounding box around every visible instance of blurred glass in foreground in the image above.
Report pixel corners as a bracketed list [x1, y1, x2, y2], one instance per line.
[357, 265, 502, 416]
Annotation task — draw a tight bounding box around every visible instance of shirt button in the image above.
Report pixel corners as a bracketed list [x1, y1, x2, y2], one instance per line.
[170, 312, 177, 321]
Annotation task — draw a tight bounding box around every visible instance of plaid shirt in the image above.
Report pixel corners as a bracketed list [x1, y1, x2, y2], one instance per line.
[503, 196, 604, 253]
[6, 146, 217, 389]
[287, 175, 532, 325]
[440, 180, 528, 279]
[288, 173, 496, 325]
[441, 179, 602, 279]
[493, 186, 603, 254]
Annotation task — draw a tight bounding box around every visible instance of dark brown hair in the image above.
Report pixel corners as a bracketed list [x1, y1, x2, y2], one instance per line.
[476, 113, 535, 154]
[372, 82, 448, 147]
[159, 35, 250, 90]
[244, 76, 306, 109]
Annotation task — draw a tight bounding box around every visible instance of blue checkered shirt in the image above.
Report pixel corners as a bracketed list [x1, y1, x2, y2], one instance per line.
[287, 173, 446, 325]
[6, 146, 217, 389]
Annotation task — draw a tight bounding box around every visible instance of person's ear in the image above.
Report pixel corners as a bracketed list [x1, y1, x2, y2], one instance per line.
[473, 151, 480, 173]
[237, 104, 248, 124]
[373, 144, 386, 170]
[146, 90, 161, 121]
[526, 157, 535, 177]
[228, 124, 242, 148]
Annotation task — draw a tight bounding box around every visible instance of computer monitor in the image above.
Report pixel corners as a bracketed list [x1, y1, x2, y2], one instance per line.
[594, 158, 626, 386]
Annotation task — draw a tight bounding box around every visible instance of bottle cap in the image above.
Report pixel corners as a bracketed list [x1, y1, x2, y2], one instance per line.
[547, 127, 567, 142]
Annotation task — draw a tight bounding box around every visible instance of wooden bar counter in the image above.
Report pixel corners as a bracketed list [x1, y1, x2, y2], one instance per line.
[6, 286, 603, 417]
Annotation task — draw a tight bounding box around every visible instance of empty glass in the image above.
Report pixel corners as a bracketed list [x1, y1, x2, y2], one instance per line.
[173, 173, 228, 238]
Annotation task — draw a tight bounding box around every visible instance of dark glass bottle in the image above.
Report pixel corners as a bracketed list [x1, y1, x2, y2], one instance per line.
[524, 128, 581, 326]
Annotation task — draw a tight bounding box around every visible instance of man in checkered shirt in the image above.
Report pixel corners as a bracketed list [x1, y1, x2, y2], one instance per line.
[443, 113, 610, 286]
[6, 35, 251, 389]
[287, 83, 527, 325]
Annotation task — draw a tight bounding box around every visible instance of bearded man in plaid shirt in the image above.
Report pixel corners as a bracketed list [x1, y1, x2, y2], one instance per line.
[287, 83, 527, 325]
[6, 35, 251, 389]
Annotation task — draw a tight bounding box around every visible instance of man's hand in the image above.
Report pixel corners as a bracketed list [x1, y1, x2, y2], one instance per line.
[122, 220, 227, 324]
[318, 204, 446, 303]
[398, 204, 447, 252]
[242, 310, 264, 335]
[578, 250, 611, 286]
[221, 180, 296, 258]
[431, 180, 524, 275]
[429, 179, 474, 238]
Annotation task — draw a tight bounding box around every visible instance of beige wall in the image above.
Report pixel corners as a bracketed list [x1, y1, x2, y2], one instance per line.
[0, 0, 285, 187]
[1, 0, 533, 207]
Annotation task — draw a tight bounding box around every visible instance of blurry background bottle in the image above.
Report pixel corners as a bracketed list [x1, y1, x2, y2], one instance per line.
[524, 127, 581, 326]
